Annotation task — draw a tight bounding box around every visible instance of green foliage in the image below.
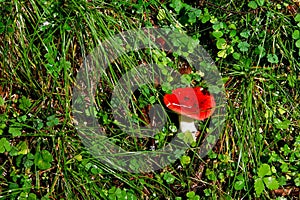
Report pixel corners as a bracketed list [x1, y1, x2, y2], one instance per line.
[180, 155, 191, 166]
[216, 38, 227, 50]
[267, 54, 279, 64]
[169, 0, 203, 25]
[234, 175, 245, 190]
[19, 96, 32, 111]
[106, 187, 138, 200]
[237, 41, 250, 52]
[0, 0, 299, 199]
[46, 115, 59, 127]
[248, 1, 258, 9]
[163, 172, 176, 184]
[254, 45, 266, 58]
[9, 126, 22, 137]
[34, 150, 53, 170]
[205, 168, 217, 181]
[186, 191, 200, 200]
[0, 114, 7, 135]
[0, 96, 4, 106]
[254, 164, 280, 197]
[0, 138, 11, 153]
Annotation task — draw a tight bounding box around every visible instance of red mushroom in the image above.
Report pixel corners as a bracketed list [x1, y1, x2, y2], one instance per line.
[163, 87, 216, 141]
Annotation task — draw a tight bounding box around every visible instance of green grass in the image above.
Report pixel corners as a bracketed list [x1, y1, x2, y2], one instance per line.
[0, 0, 299, 199]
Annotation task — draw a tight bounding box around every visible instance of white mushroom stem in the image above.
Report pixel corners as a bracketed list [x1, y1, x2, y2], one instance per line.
[179, 115, 198, 141]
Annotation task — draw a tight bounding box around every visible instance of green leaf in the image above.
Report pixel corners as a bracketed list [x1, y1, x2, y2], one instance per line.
[227, 45, 234, 54]
[129, 159, 139, 171]
[296, 39, 300, 48]
[16, 141, 29, 155]
[295, 14, 300, 22]
[212, 30, 223, 38]
[24, 158, 34, 168]
[232, 52, 241, 60]
[205, 168, 217, 181]
[63, 23, 71, 31]
[188, 9, 201, 24]
[180, 74, 192, 84]
[170, 0, 185, 14]
[204, 189, 211, 196]
[256, 0, 264, 6]
[267, 54, 278, 64]
[180, 155, 191, 165]
[278, 176, 286, 186]
[163, 172, 176, 184]
[258, 164, 271, 178]
[127, 192, 138, 200]
[263, 177, 279, 190]
[274, 118, 290, 129]
[178, 131, 196, 145]
[228, 24, 236, 30]
[229, 30, 237, 37]
[34, 150, 53, 170]
[280, 162, 289, 172]
[148, 96, 156, 104]
[0, 138, 11, 153]
[254, 45, 266, 57]
[280, 144, 291, 156]
[248, 1, 257, 9]
[186, 191, 195, 198]
[9, 126, 22, 137]
[36, 158, 51, 170]
[201, 14, 210, 23]
[254, 178, 265, 196]
[19, 96, 32, 111]
[46, 115, 59, 127]
[9, 182, 19, 190]
[295, 177, 300, 187]
[218, 49, 227, 58]
[206, 135, 216, 144]
[234, 180, 245, 190]
[240, 30, 250, 38]
[292, 30, 300, 40]
[41, 150, 53, 162]
[9, 146, 18, 156]
[28, 193, 37, 200]
[0, 96, 4, 106]
[216, 38, 227, 49]
[238, 41, 250, 52]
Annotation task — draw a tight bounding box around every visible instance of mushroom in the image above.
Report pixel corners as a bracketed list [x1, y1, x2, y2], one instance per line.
[163, 87, 216, 141]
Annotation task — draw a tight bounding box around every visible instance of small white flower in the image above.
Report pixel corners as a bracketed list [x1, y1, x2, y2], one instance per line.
[42, 21, 50, 26]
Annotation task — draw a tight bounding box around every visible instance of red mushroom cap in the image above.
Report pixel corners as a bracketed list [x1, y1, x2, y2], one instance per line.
[163, 87, 215, 120]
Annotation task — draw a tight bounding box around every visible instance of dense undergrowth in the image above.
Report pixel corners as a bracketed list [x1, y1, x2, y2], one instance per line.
[0, 0, 299, 199]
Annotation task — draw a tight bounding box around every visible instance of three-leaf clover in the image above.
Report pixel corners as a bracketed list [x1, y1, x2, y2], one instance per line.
[9, 126, 22, 137]
[186, 191, 200, 200]
[0, 138, 11, 153]
[19, 96, 32, 111]
[254, 164, 279, 197]
[34, 150, 53, 170]
[170, 0, 185, 14]
[163, 172, 176, 184]
[238, 41, 250, 52]
[180, 155, 191, 166]
[46, 115, 59, 127]
[267, 54, 279, 64]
